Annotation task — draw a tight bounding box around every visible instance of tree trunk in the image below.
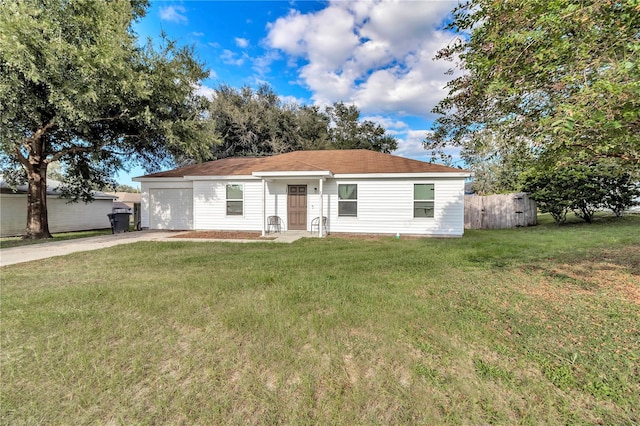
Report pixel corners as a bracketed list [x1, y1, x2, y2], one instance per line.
[23, 163, 52, 239]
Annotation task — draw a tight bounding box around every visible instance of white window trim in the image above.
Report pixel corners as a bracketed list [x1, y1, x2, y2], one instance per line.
[338, 183, 358, 217]
[226, 183, 244, 217]
[413, 183, 435, 219]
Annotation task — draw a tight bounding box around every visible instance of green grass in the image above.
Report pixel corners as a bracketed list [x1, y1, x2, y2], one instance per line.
[1, 215, 639, 424]
[0, 228, 112, 249]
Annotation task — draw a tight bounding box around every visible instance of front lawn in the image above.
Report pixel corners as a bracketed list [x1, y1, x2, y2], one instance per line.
[1, 215, 639, 424]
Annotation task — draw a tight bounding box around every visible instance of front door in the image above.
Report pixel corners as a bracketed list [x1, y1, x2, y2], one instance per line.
[287, 185, 307, 230]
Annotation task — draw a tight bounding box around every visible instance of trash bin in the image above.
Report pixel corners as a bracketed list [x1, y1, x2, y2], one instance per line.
[107, 212, 131, 234]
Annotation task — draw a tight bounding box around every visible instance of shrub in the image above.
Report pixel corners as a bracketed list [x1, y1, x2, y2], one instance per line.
[521, 161, 639, 224]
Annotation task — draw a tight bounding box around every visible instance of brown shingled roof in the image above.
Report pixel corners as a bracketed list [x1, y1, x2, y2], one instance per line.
[141, 150, 466, 178]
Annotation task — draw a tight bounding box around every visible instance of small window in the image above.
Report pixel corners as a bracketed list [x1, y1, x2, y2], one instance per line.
[226, 184, 243, 215]
[338, 184, 357, 217]
[414, 184, 434, 218]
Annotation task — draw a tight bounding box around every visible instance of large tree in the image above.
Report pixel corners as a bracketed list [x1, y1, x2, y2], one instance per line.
[295, 105, 331, 151]
[208, 85, 397, 158]
[0, 0, 217, 239]
[326, 102, 398, 153]
[427, 0, 639, 173]
[454, 130, 535, 194]
[208, 84, 301, 159]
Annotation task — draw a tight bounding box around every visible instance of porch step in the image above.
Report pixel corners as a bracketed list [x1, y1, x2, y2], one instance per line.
[271, 230, 319, 243]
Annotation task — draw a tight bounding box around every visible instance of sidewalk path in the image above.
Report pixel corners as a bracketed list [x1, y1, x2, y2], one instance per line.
[0, 230, 308, 267]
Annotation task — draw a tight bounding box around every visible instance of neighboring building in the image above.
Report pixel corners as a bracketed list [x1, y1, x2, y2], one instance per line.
[134, 150, 472, 237]
[106, 192, 142, 228]
[0, 178, 116, 237]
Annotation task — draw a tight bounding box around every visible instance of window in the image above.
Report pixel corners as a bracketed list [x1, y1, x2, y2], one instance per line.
[338, 184, 357, 217]
[226, 184, 243, 215]
[414, 184, 434, 218]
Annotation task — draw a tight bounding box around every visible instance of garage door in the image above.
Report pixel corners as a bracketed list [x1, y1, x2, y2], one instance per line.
[149, 189, 193, 230]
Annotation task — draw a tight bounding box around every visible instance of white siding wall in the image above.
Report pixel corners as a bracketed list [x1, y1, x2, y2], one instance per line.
[1, 195, 113, 237]
[193, 179, 263, 231]
[142, 176, 466, 236]
[48, 198, 113, 233]
[192, 179, 328, 232]
[325, 178, 466, 237]
[0, 195, 26, 237]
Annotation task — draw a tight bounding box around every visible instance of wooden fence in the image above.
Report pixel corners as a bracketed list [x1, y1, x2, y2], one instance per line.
[465, 192, 537, 229]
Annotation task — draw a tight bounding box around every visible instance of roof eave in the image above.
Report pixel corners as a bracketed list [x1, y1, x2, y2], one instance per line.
[133, 176, 190, 182]
[185, 175, 256, 181]
[333, 172, 473, 179]
[252, 170, 334, 179]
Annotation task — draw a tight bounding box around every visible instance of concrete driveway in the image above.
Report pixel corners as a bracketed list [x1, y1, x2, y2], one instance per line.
[0, 231, 174, 267]
[0, 230, 308, 267]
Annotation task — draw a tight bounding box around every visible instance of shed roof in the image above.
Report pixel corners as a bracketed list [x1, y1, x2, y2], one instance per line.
[0, 177, 116, 200]
[139, 150, 468, 178]
[106, 192, 141, 203]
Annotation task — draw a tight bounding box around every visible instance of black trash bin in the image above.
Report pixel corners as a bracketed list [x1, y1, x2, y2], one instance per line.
[107, 212, 131, 234]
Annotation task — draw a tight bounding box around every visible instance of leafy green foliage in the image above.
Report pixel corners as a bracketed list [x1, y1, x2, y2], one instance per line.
[112, 184, 140, 193]
[0, 0, 217, 238]
[521, 161, 640, 224]
[427, 0, 640, 197]
[208, 84, 301, 158]
[598, 165, 640, 217]
[0, 0, 216, 238]
[296, 105, 331, 150]
[326, 102, 398, 153]
[429, 0, 639, 163]
[459, 131, 535, 194]
[208, 86, 397, 159]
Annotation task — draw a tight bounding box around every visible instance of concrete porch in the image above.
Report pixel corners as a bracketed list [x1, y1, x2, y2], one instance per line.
[269, 230, 323, 243]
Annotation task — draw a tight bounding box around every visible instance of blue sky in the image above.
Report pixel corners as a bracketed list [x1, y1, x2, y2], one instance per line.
[119, 0, 461, 186]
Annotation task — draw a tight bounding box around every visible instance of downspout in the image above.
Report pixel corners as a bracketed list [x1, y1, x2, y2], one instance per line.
[318, 178, 324, 238]
[261, 178, 266, 237]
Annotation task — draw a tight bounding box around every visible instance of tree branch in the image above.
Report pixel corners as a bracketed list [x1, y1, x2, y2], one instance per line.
[24, 119, 57, 147]
[13, 145, 30, 170]
[48, 144, 98, 163]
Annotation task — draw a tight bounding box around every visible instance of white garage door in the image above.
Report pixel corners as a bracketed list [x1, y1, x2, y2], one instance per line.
[149, 189, 193, 230]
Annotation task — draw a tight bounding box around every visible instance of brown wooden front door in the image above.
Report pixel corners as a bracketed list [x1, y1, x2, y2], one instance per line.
[287, 185, 307, 230]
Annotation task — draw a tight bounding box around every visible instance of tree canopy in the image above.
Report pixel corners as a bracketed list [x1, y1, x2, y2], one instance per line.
[521, 159, 640, 223]
[427, 0, 639, 183]
[0, 0, 217, 238]
[208, 84, 301, 159]
[208, 85, 397, 159]
[327, 102, 397, 153]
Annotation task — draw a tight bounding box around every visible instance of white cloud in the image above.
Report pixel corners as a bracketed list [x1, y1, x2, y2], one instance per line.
[252, 50, 281, 76]
[267, 7, 359, 70]
[194, 84, 216, 100]
[264, 0, 459, 118]
[220, 49, 244, 66]
[159, 5, 188, 24]
[266, 10, 311, 56]
[394, 129, 463, 166]
[393, 129, 431, 159]
[235, 37, 250, 48]
[361, 115, 408, 130]
[192, 32, 204, 37]
[279, 95, 306, 106]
